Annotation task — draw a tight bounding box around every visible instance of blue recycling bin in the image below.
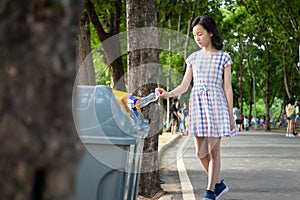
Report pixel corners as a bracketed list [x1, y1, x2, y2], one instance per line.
[73, 85, 148, 200]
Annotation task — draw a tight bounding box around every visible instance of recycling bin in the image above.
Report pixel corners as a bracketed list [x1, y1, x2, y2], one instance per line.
[73, 85, 148, 200]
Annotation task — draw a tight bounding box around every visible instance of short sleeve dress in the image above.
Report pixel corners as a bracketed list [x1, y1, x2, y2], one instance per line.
[186, 49, 237, 137]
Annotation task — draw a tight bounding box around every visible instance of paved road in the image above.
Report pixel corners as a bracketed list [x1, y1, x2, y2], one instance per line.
[159, 131, 300, 200]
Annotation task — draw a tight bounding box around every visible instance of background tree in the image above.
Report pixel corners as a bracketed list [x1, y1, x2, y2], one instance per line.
[77, 5, 96, 85]
[0, 1, 83, 199]
[223, 0, 300, 129]
[85, 0, 125, 90]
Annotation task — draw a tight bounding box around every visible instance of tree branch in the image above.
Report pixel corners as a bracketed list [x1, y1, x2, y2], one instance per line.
[108, 0, 121, 35]
[266, 3, 300, 44]
[283, 44, 292, 98]
[85, 0, 108, 42]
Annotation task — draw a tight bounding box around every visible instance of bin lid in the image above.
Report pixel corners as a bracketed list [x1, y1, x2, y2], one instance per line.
[80, 136, 136, 145]
[74, 85, 148, 139]
[74, 86, 132, 137]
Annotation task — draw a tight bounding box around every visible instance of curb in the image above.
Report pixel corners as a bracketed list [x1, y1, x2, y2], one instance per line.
[157, 134, 182, 200]
[158, 194, 173, 200]
[158, 134, 182, 165]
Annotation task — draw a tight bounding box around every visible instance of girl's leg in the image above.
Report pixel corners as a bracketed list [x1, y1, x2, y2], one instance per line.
[207, 137, 221, 191]
[295, 119, 298, 134]
[194, 137, 221, 191]
[291, 120, 295, 136]
[292, 120, 295, 134]
[194, 137, 209, 173]
[287, 120, 291, 135]
[171, 125, 175, 135]
[288, 120, 292, 134]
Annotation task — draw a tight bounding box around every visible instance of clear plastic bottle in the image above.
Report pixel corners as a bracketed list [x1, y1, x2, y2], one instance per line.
[138, 92, 159, 108]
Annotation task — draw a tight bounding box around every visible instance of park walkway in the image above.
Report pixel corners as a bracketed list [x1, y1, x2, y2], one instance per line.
[159, 131, 300, 200]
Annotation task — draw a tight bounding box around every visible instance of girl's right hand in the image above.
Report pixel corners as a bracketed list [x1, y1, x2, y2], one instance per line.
[155, 88, 169, 99]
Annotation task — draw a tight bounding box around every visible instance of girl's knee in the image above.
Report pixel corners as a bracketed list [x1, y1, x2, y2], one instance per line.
[209, 147, 220, 160]
[196, 150, 209, 160]
[195, 150, 201, 158]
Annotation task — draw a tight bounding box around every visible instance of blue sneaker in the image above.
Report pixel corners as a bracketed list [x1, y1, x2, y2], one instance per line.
[214, 180, 229, 200]
[202, 190, 216, 200]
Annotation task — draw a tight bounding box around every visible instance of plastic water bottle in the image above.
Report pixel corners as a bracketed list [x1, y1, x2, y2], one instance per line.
[138, 92, 159, 108]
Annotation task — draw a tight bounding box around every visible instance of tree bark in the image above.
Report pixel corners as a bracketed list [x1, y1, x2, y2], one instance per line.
[77, 7, 96, 85]
[166, 19, 172, 126]
[126, 0, 163, 198]
[265, 49, 271, 131]
[0, 1, 83, 199]
[249, 75, 253, 123]
[239, 58, 243, 111]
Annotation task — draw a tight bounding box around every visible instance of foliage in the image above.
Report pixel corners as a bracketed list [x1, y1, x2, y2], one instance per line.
[221, 0, 300, 118]
[89, 0, 300, 124]
[243, 98, 282, 121]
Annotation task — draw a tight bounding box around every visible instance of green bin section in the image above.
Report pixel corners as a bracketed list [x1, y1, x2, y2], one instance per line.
[74, 85, 148, 200]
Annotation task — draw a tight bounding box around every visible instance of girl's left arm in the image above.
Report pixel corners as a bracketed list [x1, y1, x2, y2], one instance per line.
[224, 65, 234, 131]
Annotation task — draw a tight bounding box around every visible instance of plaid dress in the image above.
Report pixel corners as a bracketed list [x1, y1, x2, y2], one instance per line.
[186, 49, 237, 137]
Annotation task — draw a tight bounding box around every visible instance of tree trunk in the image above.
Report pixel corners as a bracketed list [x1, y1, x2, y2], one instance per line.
[85, 0, 125, 90]
[77, 7, 96, 85]
[0, 1, 83, 200]
[166, 19, 172, 127]
[126, 0, 163, 198]
[283, 44, 292, 98]
[265, 71, 271, 131]
[248, 75, 253, 124]
[239, 58, 243, 111]
[183, 0, 196, 62]
[265, 49, 271, 131]
[280, 89, 286, 121]
[177, 0, 184, 40]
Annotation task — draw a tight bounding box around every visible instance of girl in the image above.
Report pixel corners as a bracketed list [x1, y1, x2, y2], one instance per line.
[156, 15, 236, 200]
[285, 98, 296, 138]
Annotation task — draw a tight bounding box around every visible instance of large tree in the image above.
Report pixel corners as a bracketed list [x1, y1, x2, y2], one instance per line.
[126, 0, 164, 198]
[0, 1, 83, 199]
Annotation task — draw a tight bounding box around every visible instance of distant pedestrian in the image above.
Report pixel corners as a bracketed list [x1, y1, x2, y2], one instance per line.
[240, 112, 244, 130]
[178, 103, 187, 134]
[259, 117, 265, 128]
[170, 98, 180, 135]
[156, 15, 236, 200]
[294, 99, 300, 136]
[178, 103, 189, 135]
[244, 116, 249, 131]
[251, 117, 256, 126]
[234, 106, 242, 131]
[183, 104, 189, 135]
[285, 98, 296, 138]
[279, 118, 283, 128]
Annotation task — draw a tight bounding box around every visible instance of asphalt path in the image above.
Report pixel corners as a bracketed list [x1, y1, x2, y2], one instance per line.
[159, 131, 300, 200]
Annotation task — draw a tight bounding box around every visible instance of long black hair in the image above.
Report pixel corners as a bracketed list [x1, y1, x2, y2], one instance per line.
[191, 15, 223, 50]
[288, 98, 295, 105]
